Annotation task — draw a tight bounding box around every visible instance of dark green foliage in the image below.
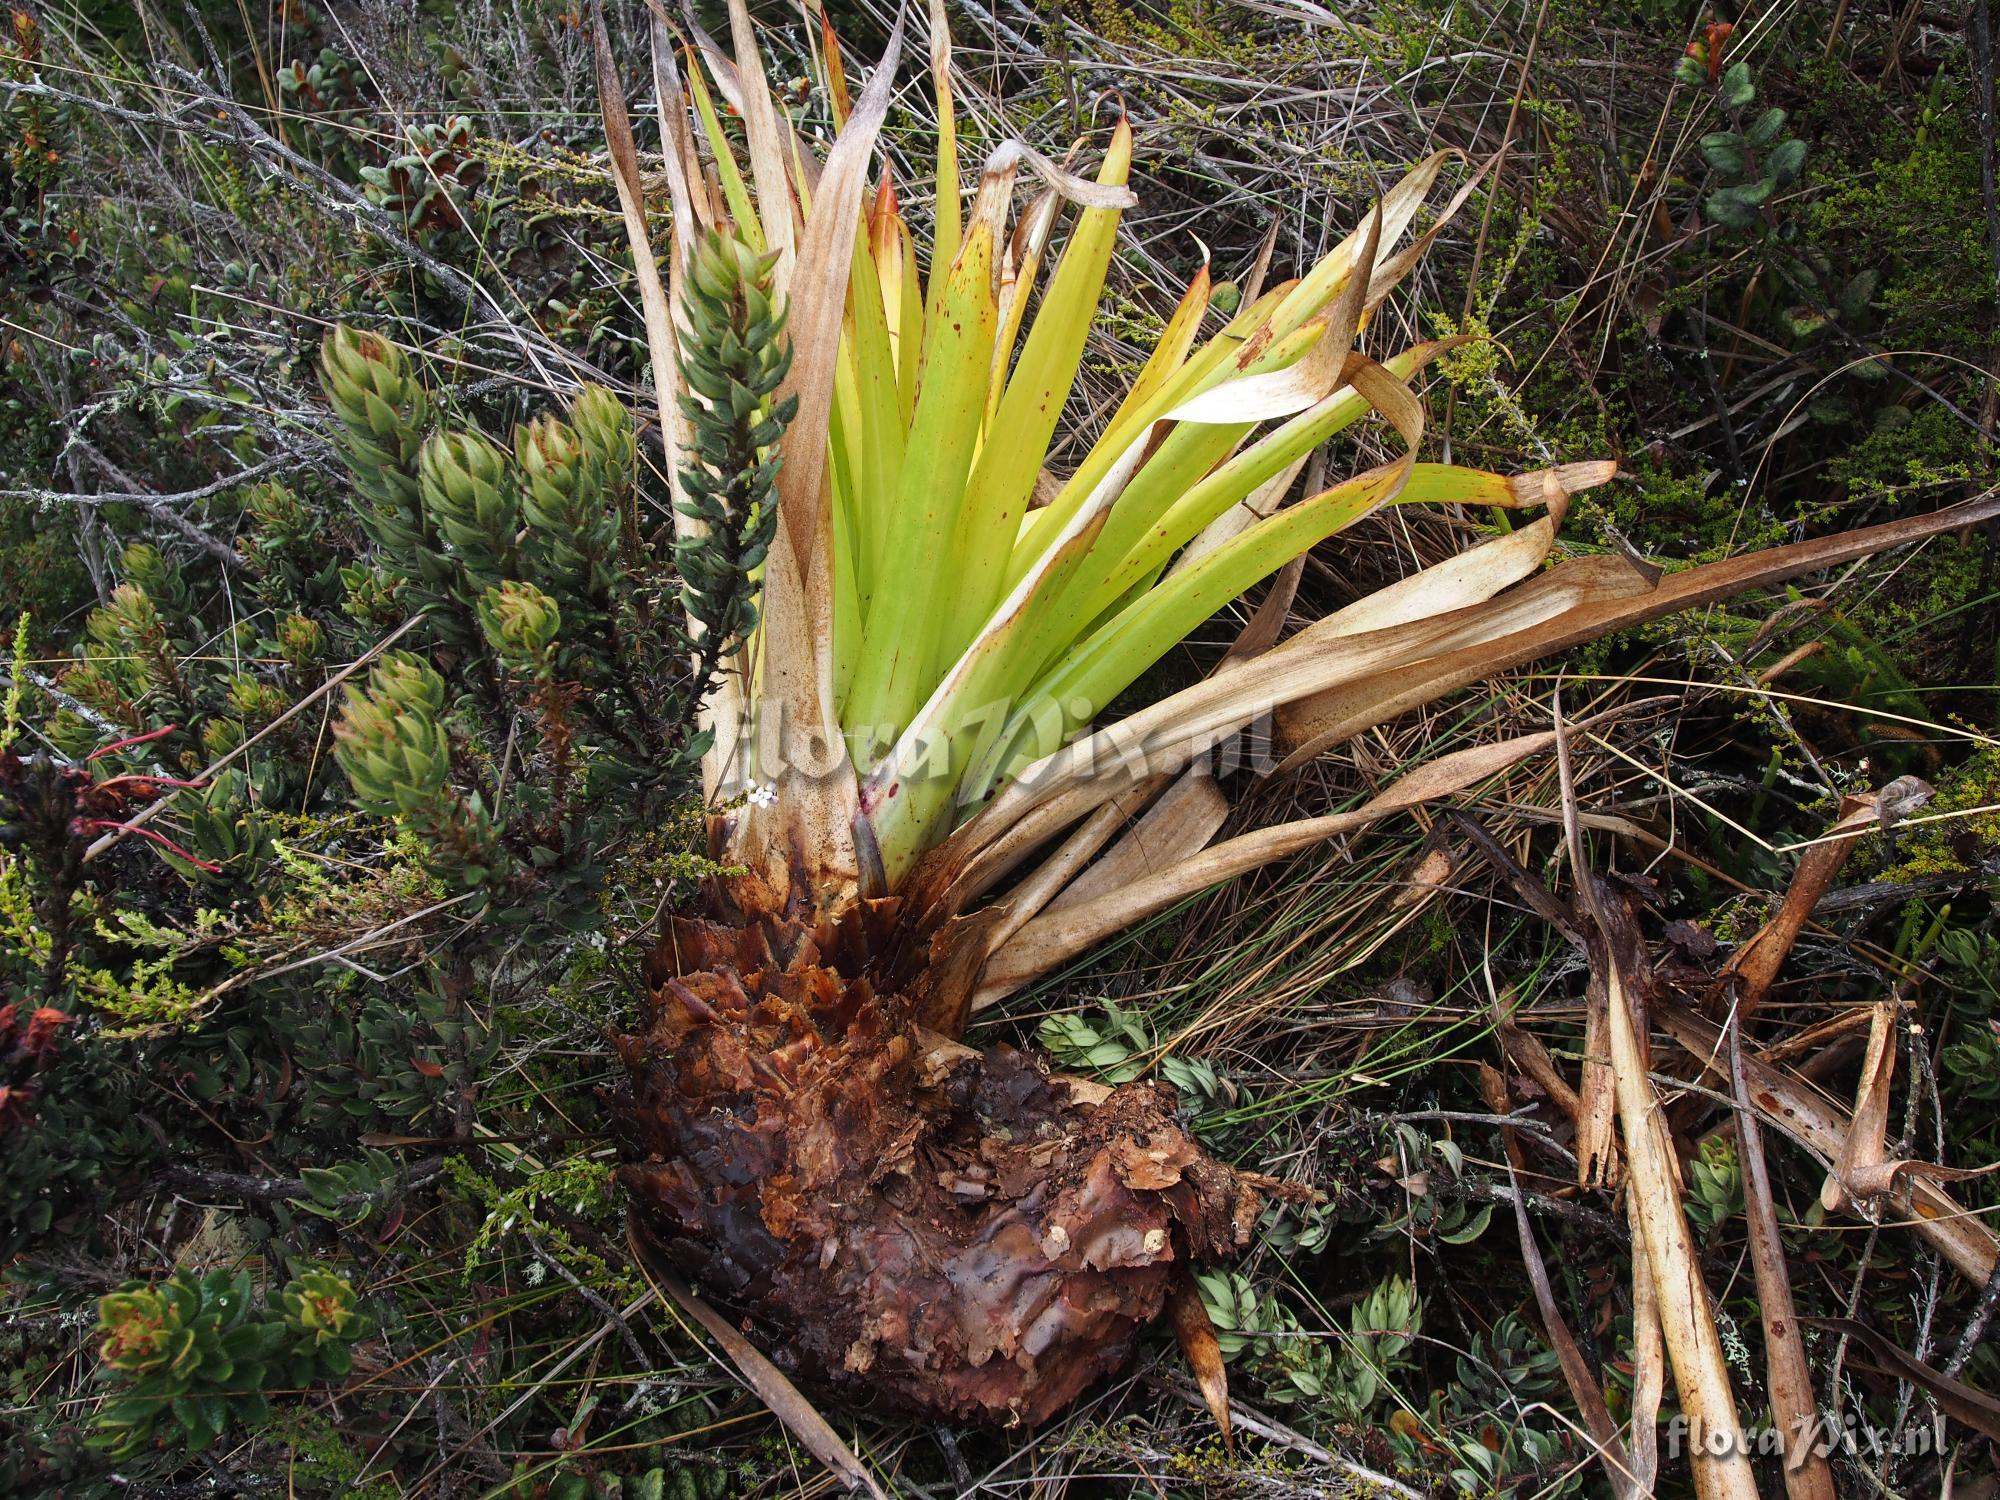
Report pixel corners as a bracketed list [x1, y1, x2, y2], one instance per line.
[1690, 62, 1810, 232]
[360, 116, 488, 234]
[0, 13, 759, 1489]
[289, 980, 498, 1129]
[314, 321, 721, 913]
[0, 3, 779, 1493]
[0, 323, 727, 1483]
[335, 651, 509, 892]
[90, 1266, 369, 1458]
[1937, 919, 2000, 1105]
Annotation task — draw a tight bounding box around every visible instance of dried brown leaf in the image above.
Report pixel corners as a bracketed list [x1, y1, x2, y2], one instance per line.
[1168, 1278, 1234, 1453]
[1628, 1218, 1664, 1496]
[1804, 1318, 2000, 1443]
[1728, 1016, 1838, 1500]
[977, 726, 1565, 1004]
[630, 1228, 890, 1499]
[1263, 492, 2000, 774]
[1657, 1004, 1999, 1286]
[1721, 781, 1930, 1019]
[1822, 1001, 1898, 1216]
[1044, 767, 1228, 917]
[1555, 702, 1758, 1500]
[1503, 1157, 1640, 1497]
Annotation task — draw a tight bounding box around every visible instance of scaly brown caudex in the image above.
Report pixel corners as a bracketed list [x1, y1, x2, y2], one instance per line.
[611, 898, 1263, 1427]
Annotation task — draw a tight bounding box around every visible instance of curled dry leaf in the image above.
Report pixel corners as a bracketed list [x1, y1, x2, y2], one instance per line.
[1657, 1003, 1999, 1286]
[1822, 1001, 1899, 1216]
[1821, 1001, 2000, 1212]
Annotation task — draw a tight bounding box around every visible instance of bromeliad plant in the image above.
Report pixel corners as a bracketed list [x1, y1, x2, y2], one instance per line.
[583, 1, 2000, 1432]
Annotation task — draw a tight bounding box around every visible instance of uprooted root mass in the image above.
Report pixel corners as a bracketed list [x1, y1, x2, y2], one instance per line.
[611, 910, 1260, 1427]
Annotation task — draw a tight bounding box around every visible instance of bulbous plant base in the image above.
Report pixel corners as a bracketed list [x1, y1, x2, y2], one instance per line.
[609, 906, 1260, 1427]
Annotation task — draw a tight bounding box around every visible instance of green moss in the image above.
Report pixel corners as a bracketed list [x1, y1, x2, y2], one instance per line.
[444, 1154, 636, 1300]
[1827, 404, 1983, 511]
[1881, 745, 2000, 881]
[264, 1410, 401, 1500]
[1810, 120, 1996, 358]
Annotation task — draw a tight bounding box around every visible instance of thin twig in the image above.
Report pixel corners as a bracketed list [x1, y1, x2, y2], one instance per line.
[521, 1229, 661, 1390]
[1943, 1259, 2000, 1379]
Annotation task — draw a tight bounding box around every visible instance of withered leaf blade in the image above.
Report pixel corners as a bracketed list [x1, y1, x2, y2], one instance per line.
[1728, 1017, 1838, 1500]
[1168, 1277, 1233, 1454]
[1554, 700, 1758, 1500]
[1628, 1219, 1663, 1496]
[1805, 1318, 2000, 1443]
[629, 1226, 890, 1500]
[1657, 1001, 2000, 1287]
[980, 724, 1577, 1004]
[1822, 1001, 1897, 1215]
[1720, 782, 1928, 1020]
[1501, 1159, 1638, 1496]
[1268, 491, 2000, 773]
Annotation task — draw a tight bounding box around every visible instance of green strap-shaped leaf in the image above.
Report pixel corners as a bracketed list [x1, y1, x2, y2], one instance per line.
[843, 222, 997, 760]
[939, 122, 1134, 659]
